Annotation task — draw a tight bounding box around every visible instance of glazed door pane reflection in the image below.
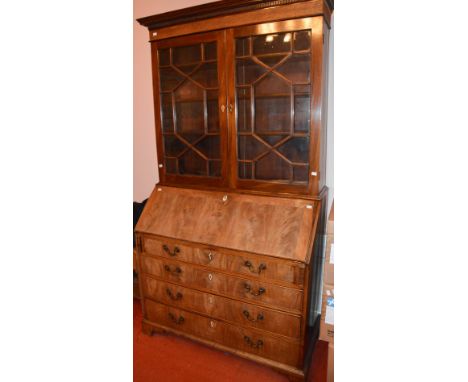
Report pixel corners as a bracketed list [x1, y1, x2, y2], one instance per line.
[158, 41, 221, 177]
[235, 31, 311, 184]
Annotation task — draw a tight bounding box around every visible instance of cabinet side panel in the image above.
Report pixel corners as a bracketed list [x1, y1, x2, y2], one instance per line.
[308, 17, 324, 195]
[319, 21, 330, 191]
[308, 189, 328, 326]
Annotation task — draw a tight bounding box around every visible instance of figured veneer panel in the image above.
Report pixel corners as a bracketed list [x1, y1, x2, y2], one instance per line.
[145, 300, 302, 367]
[139, 256, 303, 313]
[142, 277, 301, 338]
[142, 237, 305, 286]
[136, 186, 317, 262]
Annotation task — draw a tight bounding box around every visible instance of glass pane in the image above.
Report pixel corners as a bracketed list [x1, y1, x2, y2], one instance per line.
[253, 32, 291, 55]
[209, 160, 221, 177]
[161, 93, 173, 133]
[294, 31, 311, 51]
[236, 58, 268, 85]
[207, 90, 219, 133]
[255, 152, 290, 180]
[158, 48, 170, 66]
[238, 162, 253, 179]
[254, 74, 291, 133]
[176, 64, 198, 75]
[277, 137, 310, 163]
[294, 89, 310, 133]
[192, 62, 218, 88]
[173, 44, 201, 66]
[257, 135, 286, 146]
[236, 37, 250, 57]
[159, 39, 221, 180]
[175, 81, 204, 143]
[236, 87, 251, 132]
[235, 30, 312, 187]
[276, 54, 311, 84]
[255, 72, 290, 96]
[257, 55, 288, 68]
[165, 157, 177, 174]
[293, 165, 309, 182]
[238, 135, 268, 160]
[204, 42, 217, 61]
[179, 150, 207, 176]
[195, 136, 220, 159]
[163, 135, 186, 157]
[159, 67, 184, 92]
[255, 96, 291, 133]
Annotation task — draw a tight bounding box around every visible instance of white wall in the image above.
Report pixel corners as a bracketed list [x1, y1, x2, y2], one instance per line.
[133, 0, 217, 202]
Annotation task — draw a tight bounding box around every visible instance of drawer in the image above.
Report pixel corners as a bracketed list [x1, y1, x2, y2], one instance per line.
[140, 255, 303, 313]
[142, 237, 305, 286]
[142, 276, 301, 338]
[145, 299, 301, 368]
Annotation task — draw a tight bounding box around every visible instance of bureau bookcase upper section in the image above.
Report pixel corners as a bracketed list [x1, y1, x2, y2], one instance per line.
[138, 0, 332, 196]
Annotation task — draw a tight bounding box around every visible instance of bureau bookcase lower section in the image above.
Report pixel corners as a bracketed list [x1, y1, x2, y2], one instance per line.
[134, 186, 326, 382]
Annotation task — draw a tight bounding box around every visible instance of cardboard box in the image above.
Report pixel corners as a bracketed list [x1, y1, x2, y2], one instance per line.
[323, 260, 334, 286]
[327, 342, 334, 382]
[323, 237, 334, 285]
[319, 283, 334, 343]
[320, 201, 334, 343]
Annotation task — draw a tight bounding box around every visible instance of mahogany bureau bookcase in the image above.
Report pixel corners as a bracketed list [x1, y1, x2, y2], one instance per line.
[135, 1, 333, 380]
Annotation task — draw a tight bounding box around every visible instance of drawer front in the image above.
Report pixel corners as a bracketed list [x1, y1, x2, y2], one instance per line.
[142, 276, 301, 338]
[140, 256, 303, 313]
[142, 237, 304, 286]
[145, 299, 301, 367]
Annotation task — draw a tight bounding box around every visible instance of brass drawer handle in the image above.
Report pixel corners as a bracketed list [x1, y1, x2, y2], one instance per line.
[162, 244, 180, 257]
[166, 288, 183, 301]
[244, 261, 267, 274]
[244, 335, 263, 348]
[243, 283, 265, 296]
[243, 310, 264, 322]
[164, 264, 182, 276]
[168, 312, 184, 325]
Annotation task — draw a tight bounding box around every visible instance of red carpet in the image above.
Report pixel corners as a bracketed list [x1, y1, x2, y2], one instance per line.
[134, 299, 328, 382]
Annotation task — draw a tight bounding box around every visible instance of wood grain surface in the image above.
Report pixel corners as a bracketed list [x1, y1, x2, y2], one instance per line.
[142, 276, 301, 338]
[142, 236, 306, 286]
[140, 255, 303, 313]
[136, 186, 317, 262]
[145, 299, 302, 367]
